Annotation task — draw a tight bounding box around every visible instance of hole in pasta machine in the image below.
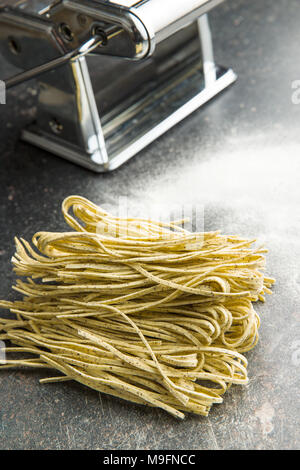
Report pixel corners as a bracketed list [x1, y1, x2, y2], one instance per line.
[49, 118, 63, 135]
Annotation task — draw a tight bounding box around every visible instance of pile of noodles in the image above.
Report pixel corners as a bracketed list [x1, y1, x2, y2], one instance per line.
[0, 196, 275, 418]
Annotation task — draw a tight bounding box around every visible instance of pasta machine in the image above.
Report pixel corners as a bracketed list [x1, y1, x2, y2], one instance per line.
[0, 1, 236, 171]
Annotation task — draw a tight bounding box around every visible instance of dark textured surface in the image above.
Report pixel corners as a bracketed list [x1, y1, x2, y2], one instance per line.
[0, 0, 300, 450]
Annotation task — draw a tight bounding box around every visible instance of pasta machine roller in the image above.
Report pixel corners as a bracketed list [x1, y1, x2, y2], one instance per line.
[0, 0, 236, 172]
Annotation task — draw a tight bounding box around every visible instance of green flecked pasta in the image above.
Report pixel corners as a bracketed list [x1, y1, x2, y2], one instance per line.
[0, 196, 275, 418]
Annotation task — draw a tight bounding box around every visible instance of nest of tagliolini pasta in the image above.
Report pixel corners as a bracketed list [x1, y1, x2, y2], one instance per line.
[0, 196, 275, 418]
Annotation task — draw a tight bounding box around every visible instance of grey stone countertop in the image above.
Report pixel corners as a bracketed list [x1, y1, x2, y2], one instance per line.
[0, 0, 299, 450]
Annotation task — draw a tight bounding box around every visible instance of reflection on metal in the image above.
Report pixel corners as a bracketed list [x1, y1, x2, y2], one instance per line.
[198, 15, 216, 87]
[0, 1, 236, 171]
[5, 34, 104, 89]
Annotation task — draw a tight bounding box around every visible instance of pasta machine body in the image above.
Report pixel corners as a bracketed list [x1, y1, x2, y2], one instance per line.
[0, 0, 237, 171]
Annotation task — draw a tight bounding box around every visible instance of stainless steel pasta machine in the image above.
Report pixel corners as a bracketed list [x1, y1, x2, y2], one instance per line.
[0, 1, 236, 171]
